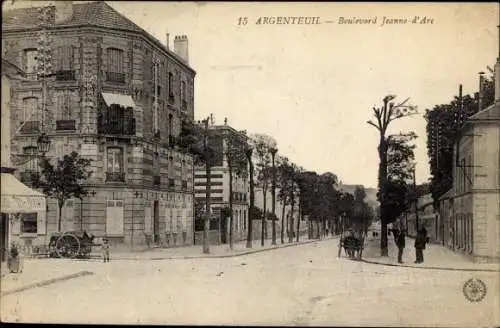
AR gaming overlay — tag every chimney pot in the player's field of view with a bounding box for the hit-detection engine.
[173,34,189,64]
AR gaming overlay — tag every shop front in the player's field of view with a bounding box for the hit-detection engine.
[1,172,46,273]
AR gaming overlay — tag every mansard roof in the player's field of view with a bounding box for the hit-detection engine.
[2,1,195,74]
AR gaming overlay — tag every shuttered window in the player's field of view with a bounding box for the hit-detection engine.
[56,45,74,71]
[144,205,152,234]
[107,48,124,73]
[106,200,124,236]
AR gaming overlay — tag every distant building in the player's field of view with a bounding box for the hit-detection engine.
[193,122,250,245]
[406,193,439,241]
[3,1,196,248]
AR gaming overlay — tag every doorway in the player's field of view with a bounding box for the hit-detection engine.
[153,200,159,244]
[0,213,8,263]
[220,211,227,244]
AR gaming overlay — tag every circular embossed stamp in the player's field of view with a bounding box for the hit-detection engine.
[463,278,487,302]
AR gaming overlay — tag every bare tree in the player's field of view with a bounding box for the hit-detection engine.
[367,95,418,256]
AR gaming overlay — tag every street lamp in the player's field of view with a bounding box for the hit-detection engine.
[37,133,51,155]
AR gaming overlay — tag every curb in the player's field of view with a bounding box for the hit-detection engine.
[1,270,95,296]
[360,258,500,273]
[117,239,323,261]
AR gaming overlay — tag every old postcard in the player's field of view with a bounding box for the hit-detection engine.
[1,1,499,326]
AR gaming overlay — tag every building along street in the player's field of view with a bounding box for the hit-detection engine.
[1,238,498,326]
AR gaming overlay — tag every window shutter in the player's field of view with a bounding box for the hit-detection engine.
[144,204,152,234]
[37,210,47,235]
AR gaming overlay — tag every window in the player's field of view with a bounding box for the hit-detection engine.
[181,81,187,110]
[55,45,75,80]
[168,114,174,144]
[21,213,37,234]
[168,72,173,96]
[56,92,71,120]
[24,49,38,79]
[106,48,125,83]
[107,147,123,173]
[106,147,125,182]
[467,154,473,191]
[461,158,466,193]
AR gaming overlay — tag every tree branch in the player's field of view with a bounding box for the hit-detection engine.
[367,120,381,131]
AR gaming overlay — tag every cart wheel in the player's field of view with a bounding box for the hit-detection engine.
[55,233,81,258]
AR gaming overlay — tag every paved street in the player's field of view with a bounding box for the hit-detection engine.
[1,239,499,326]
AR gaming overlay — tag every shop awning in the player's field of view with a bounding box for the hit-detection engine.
[1,173,46,213]
[101,92,135,108]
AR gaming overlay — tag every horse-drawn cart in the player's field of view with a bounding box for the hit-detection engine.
[46,230,97,259]
[338,229,365,260]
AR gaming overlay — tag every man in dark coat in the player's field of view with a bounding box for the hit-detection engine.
[395,229,406,264]
[414,228,428,263]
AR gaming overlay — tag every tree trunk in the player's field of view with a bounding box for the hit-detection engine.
[378,136,389,256]
[288,198,294,243]
[203,121,211,254]
[261,185,267,246]
[295,208,300,242]
[228,162,234,250]
[246,150,255,249]
[271,155,277,245]
[58,200,64,232]
[280,201,286,244]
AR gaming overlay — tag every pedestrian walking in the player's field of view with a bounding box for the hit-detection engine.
[102,238,110,263]
[395,229,406,264]
[414,228,427,263]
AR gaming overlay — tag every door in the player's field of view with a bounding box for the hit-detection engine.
[0,214,8,263]
[220,211,227,244]
[153,200,159,244]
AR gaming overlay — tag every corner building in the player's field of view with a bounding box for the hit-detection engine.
[3,2,196,248]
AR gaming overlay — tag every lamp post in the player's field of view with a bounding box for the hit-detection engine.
[270,147,277,245]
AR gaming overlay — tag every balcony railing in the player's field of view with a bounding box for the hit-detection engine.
[106,172,125,182]
[55,70,76,81]
[20,121,40,134]
[153,175,161,186]
[98,118,136,136]
[106,71,125,84]
[56,120,76,131]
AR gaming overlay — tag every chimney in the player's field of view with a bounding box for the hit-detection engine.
[478,72,485,111]
[55,1,73,24]
[166,32,170,50]
[174,35,189,64]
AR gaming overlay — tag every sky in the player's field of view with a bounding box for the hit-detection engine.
[4,1,499,188]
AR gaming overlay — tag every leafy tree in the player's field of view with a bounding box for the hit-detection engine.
[367,95,418,256]
[178,117,217,254]
[223,128,248,250]
[251,133,277,246]
[277,156,296,243]
[384,132,417,225]
[34,151,92,232]
[245,146,255,248]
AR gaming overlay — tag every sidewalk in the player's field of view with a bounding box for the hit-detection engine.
[90,236,329,260]
[361,236,500,272]
[1,259,93,296]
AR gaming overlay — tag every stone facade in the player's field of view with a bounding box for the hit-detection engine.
[451,106,500,262]
[3,2,196,248]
